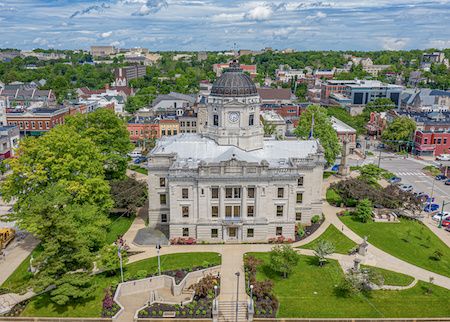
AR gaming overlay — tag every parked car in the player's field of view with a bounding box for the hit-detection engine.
[441,218,450,227]
[446,225,450,232]
[424,204,439,212]
[332,164,339,171]
[356,142,361,148]
[419,195,429,203]
[436,154,450,161]
[388,177,402,184]
[134,156,147,164]
[128,150,142,158]
[378,143,385,148]
[432,212,450,222]
[445,179,450,185]
[435,174,447,180]
[414,191,425,196]
[399,184,413,192]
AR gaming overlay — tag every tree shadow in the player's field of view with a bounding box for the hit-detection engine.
[304,256,320,267]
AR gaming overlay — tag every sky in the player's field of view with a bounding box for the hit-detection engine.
[0,0,449,51]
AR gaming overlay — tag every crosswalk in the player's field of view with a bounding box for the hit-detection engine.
[393,171,427,176]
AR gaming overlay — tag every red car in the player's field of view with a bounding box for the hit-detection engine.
[442,218,450,227]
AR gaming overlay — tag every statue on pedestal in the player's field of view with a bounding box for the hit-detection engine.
[338,136,351,176]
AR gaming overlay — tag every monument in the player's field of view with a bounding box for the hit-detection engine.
[338,137,351,176]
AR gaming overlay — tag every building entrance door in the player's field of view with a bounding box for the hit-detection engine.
[228,227,237,238]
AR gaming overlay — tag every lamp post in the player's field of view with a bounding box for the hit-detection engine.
[250,285,253,310]
[156,242,161,275]
[429,175,436,218]
[214,285,218,310]
[235,272,240,322]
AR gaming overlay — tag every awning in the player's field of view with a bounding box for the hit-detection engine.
[416,146,435,151]
[0,150,11,161]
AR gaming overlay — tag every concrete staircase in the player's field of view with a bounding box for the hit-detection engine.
[218,300,247,322]
[0,296,11,315]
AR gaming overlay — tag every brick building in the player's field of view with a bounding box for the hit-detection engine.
[6,108,69,136]
[413,130,450,157]
[127,117,159,143]
[159,119,179,137]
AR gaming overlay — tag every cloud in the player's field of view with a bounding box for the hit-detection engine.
[32,37,48,46]
[305,11,327,21]
[272,27,294,39]
[427,39,450,49]
[181,36,194,45]
[379,37,409,50]
[210,13,245,22]
[131,0,168,16]
[110,40,125,47]
[102,31,113,38]
[244,5,274,21]
[70,3,109,19]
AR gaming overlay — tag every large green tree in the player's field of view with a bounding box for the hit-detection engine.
[269,244,300,278]
[363,98,395,114]
[381,117,416,143]
[294,104,341,165]
[65,108,134,180]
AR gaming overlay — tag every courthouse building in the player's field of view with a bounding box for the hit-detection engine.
[147,59,326,243]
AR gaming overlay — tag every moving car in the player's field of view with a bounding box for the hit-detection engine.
[134,156,147,164]
[399,184,413,192]
[332,164,339,171]
[445,179,450,186]
[435,174,447,180]
[388,177,402,184]
[424,204,439,212]
[436,154,450,161]
[432,212,450,222]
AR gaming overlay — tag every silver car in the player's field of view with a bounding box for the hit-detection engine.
[399,184,413,192]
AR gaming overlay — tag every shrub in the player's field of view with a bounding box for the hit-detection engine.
[311,215,320,223]
[348,246,359,255]
[256,311,261,315]
[195,310,200,315]
[201,261,210,268]
[202,310,207,314]
[182,311,186,316]
[139,310,145,315]
[152,311,157,315]
[194,274,218,297]
[143,311,148,315]
[158,311,163,316]
[189,310,193,315]
[262,309,266,314]
[269,310,273,314]
[135,270,148,279]
[176,311,180,316]
[22,272,34,280]
[123,272,131,281]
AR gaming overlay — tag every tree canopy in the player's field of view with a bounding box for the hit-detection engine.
[382,117,416,143]
[269,244,300,278]
[294,104,341,165]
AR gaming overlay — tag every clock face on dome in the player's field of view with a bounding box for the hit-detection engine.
[229,112,239,123]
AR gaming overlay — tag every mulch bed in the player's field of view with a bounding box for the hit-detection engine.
[1,300,29,317]
[253,295,279,318]
[295,220,324,242]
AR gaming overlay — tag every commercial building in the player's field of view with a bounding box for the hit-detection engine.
[90,46,116,57]
[115,66,147,86]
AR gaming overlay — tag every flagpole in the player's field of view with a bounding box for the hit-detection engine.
[119,246,124,283]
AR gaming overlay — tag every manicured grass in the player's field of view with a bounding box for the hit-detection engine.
[249,253,450,318]
[1,245,43,293]
[129,165,148,175]
[21,252,221,317]
[326,189,342,205]
[106,213,136,244]
[340,216,450,278]
[323,171,337,179]
[361,265,415,286]
[381,172,396,180]
[298,224,357,254]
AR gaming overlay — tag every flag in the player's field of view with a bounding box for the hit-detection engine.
[118,247,122,260]
[308,114,315,139]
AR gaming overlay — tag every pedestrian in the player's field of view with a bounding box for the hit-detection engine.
[342,225,344,231]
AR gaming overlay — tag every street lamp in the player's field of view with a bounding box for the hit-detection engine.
[214,285,218,310]
[250,285,253,310]
[235,272,240,322]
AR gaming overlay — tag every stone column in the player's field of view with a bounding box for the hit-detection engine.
[353,258,361,271]
[338,137,351,176]
[358,241,368,256]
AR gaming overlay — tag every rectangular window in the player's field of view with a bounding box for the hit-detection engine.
[181,122,185,127]
[19,122,23,129]
[276,227,282,236]
[278,188,284,198]
[438,138,442,145]
[173,130,177,135]
[424,138,428,144]
[249,114,254,126]
[247,205,254,217]
[248,187,254,198]
[445,138,447,145]
[38,121,42,129]
[213,115,219,126]
[168,129,172,136]
[162,130,166,136]
[225,206,232,217]
[32,121,35,129]
[212,188,219,199]
[298,177,304,186]
[226,188,233,198]
[182,206,189,217]
[211,229,218,238]
[161,214,167,223]
[183,228,189,237]
[434,138,436,144]
[276,205,283,217]
[192,122,196,127]
[160,194,166,205]
[25,121,29,129]
[247,228,254,238]
[296,212,302,221]
[234,206,240,217]
[45,121,49,128]
[135,130,138,136]
[297,193,303,204]
[160,178,166,187]
[234,188,241,199]
[212,206,219,217]
[186,122,190,127]
[182,188,188,199]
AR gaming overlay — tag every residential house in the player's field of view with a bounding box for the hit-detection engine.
[0,88,56,108]
[275,65,305,84]
[152,92,197,115]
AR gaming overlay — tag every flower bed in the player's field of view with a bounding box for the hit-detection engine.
[137,276,220,319]
[1,300,29,317]
[295,221,323,242]
[101,287,121,318]
[244,255,278,318]
[170,237,196,245]
[268,236,294,244]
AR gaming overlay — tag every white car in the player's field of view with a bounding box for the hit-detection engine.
[432,212,450,222]
[436,154,450,161]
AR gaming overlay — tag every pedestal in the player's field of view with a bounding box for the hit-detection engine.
[358,242,368,256]
[353,258,361,271]
[248,299,254,322]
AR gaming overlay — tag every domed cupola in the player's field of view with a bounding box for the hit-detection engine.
[211,58,258,97]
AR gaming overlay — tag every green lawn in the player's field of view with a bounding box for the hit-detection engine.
[106,213,136,244]
[249,253,450,318]
[1,245,43,293]
[298,224,357,254]
[323,171,337,179]
[361,265,415,286]
[326,189,342,204]
[340,216,450,278]
[129,165,148,175]
[21,252,221,317]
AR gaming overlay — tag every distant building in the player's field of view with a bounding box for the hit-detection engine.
[115,66,147,86]
[0,88,56,108]
[152,92,197,114]
[275,65,305,84]
[257,88,292,105]
[313,69,334,79]
[158,119,179,137]
[0,126,19,160]
[260,110,287,138]
[260,103,306,120]
[90,46,116,57]
[197,52,207,61]
[331,116,357,153]
[307,89,321,104]
[213,63,257,77]
[127,116,159,143]
[6,107,69,136]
